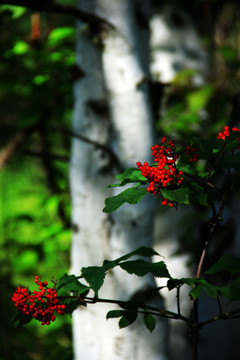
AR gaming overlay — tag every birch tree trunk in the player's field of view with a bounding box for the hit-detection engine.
[70,1,168,359]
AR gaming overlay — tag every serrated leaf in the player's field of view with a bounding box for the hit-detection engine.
[160,187,191,204]
[81,266,106,295]
[144,313,156,332]
[117,246,161,262]
[56,273,90,294]
[194,189,209,206]
[118,311,138,329]
[167,277,197,290]
[228,277,240,302]
[205,255,240,275]
[185,180,209,207]
[199,279,219,298]
[12,312,32,328]
[182,278,196,286]
[102,246,161,272]
[189,284,203,300]
[106,310,124,319]
[120,259,171,278]
[115,168,148,184]
[103,187,147,213]
[167,278,184,290]
[63,298,86,314]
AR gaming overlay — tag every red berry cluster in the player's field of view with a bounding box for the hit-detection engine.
[136,137,187,206]
[12,276,65,325]
[217,126,240,140]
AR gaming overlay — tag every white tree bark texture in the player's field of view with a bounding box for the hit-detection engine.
[70,1,168,360]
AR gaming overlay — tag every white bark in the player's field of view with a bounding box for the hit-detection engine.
[70,1,168,360]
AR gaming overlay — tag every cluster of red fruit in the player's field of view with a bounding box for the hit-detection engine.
[217,126,240,140]
[12,276,65,325]
[136,137,198,206]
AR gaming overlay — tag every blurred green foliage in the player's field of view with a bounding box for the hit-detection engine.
[0,3,76,359]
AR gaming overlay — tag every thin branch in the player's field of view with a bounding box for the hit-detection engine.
[196,182,230,279]
[205,143,226,182]
[0,0,114,29]
[0,132,25,170]
[86,296,190,322]
[217,296,223,316]
[176,285,181,317]
[199,308,240,327]
[60,294,190,322]
[196,225,216,278]
[54,127,123,171]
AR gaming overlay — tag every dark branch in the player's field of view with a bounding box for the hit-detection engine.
[0,0,114,29]
[54,127,123,171]
[0,125,37,170]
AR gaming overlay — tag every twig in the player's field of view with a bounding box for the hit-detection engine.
[0,132,25,170]
[59,294,190,322]
[176,285,181,317]
[217,296,223,316]
[199,308,240,327]
[205,143,226,182]
[54,127,123,171]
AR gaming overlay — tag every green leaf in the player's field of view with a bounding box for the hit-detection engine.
[189,284,203,300]
[144,313,156,332]
[56,273,90,294]
[167,278,184,290]
[120,260,171,278]
[116,246,160,262]
[12,250,38,272]
[229,277,240,302]
[81,266,106,296]
[115,168,148,185]
[167,277,196,290]
[160,187,191,204]
[198,279,219,298]
[12,312,32,328]
[48,27,76,46]
[103,187,147,213]
[12,41,29,55]
[107,309,138,328]
[1,5,26,18]
[102,246,161,271]
[118,311,138,329]
[106,310,124,319]
[187,85,214,112]
[63,298,86,314]
[185,179,209,207]
[205,255,240,275]
[182,278,196,286]
[33,74,50,86]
